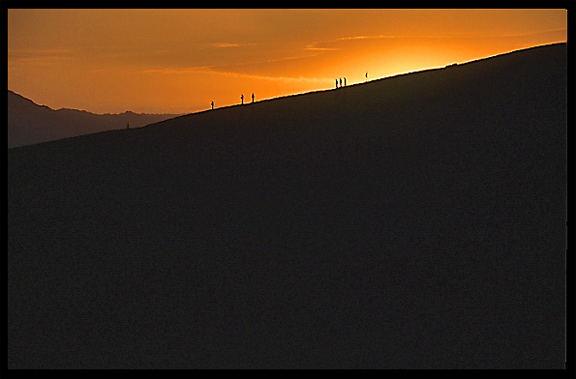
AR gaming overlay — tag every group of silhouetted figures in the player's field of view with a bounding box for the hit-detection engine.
[210,93,255,110]
[335,77,347,88]
[210,72,370,110]
[335,73,368,88]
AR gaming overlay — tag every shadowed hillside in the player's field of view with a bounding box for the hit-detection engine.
[7,91,182,148]
[7,43,567,369]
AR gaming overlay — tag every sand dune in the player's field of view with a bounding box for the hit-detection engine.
[7,43,567,369]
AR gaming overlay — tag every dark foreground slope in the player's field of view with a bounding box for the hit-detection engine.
[8,44,567,369]
[7,91,181,148]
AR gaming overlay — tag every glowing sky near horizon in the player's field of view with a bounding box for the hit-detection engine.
[8,9,567,114]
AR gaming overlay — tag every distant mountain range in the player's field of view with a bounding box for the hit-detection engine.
[7,90,182,148]
[8,43,567,369]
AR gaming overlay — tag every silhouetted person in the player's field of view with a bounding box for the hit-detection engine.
[251,93,255,103]
[343,77,347,86]
[335,79,338,88]
[241,94,244,105]
[211,101,214,110]
[365,72,368,80]
[339,78,342,87]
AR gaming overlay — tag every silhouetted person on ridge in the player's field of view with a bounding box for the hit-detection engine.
[211,101,214,110]
[343,77,347,86]
[241,94,244,105]
[339,78,342,87]
[365,72,368,80]
[335,79,338,88]
[251,93,255,103]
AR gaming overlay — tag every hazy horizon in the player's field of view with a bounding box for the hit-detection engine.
[7,89,183,116]
[8,9,567,114]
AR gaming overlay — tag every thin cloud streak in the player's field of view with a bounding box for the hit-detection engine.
[498,28,567,38]
[307,28,568,49]
[8,48,75,64]
[139,50,322,75]
[304,44,339,51]
[208,42,259,48]
[141,66,331,85]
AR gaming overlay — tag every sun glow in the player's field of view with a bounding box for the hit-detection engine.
[8,9,567,114]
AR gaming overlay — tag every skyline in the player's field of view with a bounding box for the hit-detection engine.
[8,9,567,114]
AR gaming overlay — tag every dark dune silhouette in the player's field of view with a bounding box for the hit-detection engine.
[7,43,567,369]
[7,90,182,148]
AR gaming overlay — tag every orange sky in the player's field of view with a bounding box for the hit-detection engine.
[8,9,567,114]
